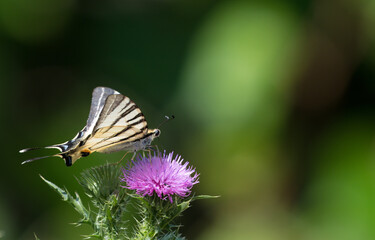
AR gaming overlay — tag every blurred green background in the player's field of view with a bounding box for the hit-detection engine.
[1,0,375,239]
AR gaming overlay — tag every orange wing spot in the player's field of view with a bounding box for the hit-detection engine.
[81,149,91,157]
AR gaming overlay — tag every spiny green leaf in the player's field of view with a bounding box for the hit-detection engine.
[40,175,93,227]
[40,175,69,201]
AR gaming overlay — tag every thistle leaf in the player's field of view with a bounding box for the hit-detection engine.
[40,175,93,226]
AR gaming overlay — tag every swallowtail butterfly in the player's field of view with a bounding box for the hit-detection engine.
[20,87,161,166]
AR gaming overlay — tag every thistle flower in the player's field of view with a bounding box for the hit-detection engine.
[121,151,199,202]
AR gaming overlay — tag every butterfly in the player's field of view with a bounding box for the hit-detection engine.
[20,87,161,166]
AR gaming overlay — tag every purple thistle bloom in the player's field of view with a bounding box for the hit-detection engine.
[121,151,199,203]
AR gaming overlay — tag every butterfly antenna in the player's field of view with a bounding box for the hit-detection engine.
[21,154,61,165]
[157,115,175,129]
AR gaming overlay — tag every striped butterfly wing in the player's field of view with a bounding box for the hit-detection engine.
[82,93,148,153]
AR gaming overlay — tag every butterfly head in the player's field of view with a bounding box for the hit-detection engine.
[145,128,161,143]
[153,129,161,138]
[144,129,160,144]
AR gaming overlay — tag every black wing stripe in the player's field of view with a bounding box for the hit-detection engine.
[119,127,152,142]
[112,103,137,126]
[101,98,132,133]
[120,98,132,113]
[118,128,146,142]
[111,118,145,138]
[88,118,147,148]
[104,104,138,132]
[110,95,126,115]
[102,95,126,122]
[93,95,123,131]
[127,112,144,123]
[90,126,147,151]
[122,104,138,118]
[108,117,146,140]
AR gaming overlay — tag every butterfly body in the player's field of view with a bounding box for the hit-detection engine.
[20,87,161,166]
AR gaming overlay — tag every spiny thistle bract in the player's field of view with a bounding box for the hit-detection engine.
[40,151,217,240]
[78,164,130,239]
[78,163,126,207]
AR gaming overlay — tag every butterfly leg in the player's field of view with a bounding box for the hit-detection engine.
[146,145,159,154]
[131,151,137,160]
[146,149,152,162]
[113,151,131,165]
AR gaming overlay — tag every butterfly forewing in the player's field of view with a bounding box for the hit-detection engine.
[94,94,146,131]
[81,93,148,152]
